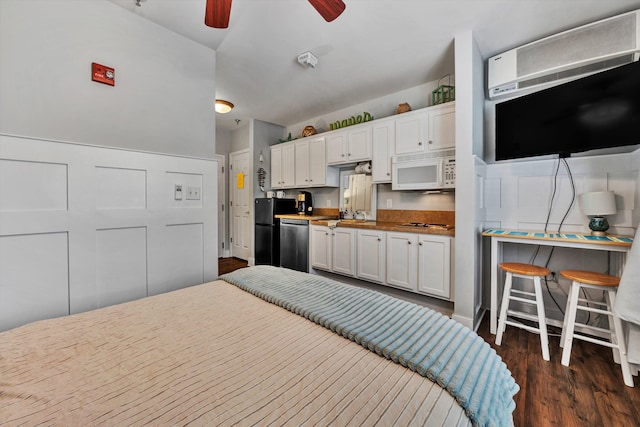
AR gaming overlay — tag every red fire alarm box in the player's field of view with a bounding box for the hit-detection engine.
[92,62,115,86]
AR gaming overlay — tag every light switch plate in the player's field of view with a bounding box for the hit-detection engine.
[186,186,201,200]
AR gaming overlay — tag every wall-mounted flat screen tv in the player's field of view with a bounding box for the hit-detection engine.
[495,60,640,161]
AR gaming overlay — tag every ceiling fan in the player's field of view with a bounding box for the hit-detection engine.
[205,0,346,29]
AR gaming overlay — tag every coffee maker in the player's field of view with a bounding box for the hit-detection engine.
[297,191,313,215]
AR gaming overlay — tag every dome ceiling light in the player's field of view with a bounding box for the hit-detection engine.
[215,99,234,114]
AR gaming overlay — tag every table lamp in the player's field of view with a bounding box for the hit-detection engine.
[579,191,617,236]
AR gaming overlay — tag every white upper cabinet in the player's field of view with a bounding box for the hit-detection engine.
[394,103,456,155]
[372,118,395,183]
[326,125,372,165]
[271,142,295,188]
[427,102,455,151]
[326,132,347,164]
[308,137,332,186]
[271,145,283,188]
[347,126,372,162]
[294,139,310,187]
[277,137,337,189]
[395,110,427,155]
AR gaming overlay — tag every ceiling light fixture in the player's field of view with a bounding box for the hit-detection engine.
[215,99,234,114]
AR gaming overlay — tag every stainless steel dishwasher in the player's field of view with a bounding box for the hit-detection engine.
[279,218,309,272]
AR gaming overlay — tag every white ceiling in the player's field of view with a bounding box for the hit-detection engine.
[108,0,640,131]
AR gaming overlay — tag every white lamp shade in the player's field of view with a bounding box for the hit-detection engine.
[579,191,617,216]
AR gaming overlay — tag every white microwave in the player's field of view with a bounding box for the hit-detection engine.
[391,150,455,191]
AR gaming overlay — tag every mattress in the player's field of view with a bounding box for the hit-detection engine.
[0,277,473,426]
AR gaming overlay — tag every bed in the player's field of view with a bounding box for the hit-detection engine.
[0,266,518,426]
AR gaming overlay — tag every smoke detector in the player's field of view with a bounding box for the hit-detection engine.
[297,51,318,68]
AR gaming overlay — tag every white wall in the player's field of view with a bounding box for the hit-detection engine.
[230,125,251,153]
[0,0,216,158]
[253,119,285,199]
[376,185,455,210]
[482,150,639,323]
[452,31,486,329]
[0,135,218,331]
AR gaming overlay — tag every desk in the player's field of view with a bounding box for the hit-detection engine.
[483,229,633,335]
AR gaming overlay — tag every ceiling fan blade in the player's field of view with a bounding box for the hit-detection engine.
[308,0,346,22]
[205,0,232,29]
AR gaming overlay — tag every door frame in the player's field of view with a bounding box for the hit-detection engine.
[214,154,228,258]
[228,149,252,263]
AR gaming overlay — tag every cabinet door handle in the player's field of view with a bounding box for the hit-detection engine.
[418,141,423,146]
[386,173,390,176]
[428,140,433,144]
[419,242,423,246]
[326,232,329,235]
[341,154,345,157]
[408,241,412,245]
[377,238,381,241]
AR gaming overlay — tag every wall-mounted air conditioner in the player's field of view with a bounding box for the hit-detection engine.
[488,9,640,99]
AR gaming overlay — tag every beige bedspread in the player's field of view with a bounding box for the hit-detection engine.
[0,279,471,426]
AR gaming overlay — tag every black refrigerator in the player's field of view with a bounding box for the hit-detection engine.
[254,198,297,266]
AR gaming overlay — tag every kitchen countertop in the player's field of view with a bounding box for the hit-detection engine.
[275,214,337,221]
[309,219,456,237]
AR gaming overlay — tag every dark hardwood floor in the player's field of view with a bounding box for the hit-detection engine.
[218,258,639,426]
[477,320,640,427]
[218,256,248,275]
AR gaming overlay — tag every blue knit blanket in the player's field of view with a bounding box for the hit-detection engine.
[221,266,518,427]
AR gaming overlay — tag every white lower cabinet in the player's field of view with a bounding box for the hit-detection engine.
[357,229,386,284]
[386,232,418,291]
[310,225,332,271]
[310,225,356,276]
[417,235,452,299]
[311,226,453,300]
[332,227,357,277]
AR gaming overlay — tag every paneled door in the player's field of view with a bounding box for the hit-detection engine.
[229,149,251,261]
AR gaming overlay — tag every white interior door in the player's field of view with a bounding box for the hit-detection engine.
[229,150,251,261]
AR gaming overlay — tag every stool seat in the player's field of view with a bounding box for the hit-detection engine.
[500,262,551,277]
[496,262,550,361]
[560,270,620,287]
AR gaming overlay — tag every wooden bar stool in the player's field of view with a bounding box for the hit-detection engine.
[559,270,634,387]
[496,262,551,361]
